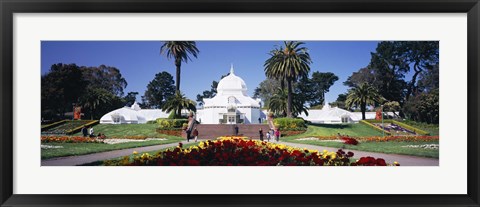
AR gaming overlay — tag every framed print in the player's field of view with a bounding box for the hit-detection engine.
[1,0,479,206]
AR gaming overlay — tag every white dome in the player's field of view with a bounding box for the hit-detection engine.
[216,65,247,96]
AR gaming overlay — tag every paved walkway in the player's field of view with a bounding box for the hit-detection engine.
[41,141,189,166]
[42,140,439,166]
[278,141,439,166]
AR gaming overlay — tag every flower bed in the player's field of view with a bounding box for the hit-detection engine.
[104,137,397,166]
[305,135,439,143]
[156,129,182,137]
[340,137,359,145]
[41,136,104,143]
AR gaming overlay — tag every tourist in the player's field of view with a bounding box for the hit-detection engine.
[259,128,263,141]
[266,131,271,142]
[258,117,261,124]
[270,129,275,141]
[192,127,199,142]
[275,129,280,142]
[89,127,94,138]
[81,126,88,137]
[234,125,239,136]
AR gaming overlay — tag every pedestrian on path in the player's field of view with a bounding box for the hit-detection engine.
[234,125,239,136]
[259,128,264,141]
[275,129,280,142]
[192,127,199,142]
[89,127,94,138]
[266,131,271,142]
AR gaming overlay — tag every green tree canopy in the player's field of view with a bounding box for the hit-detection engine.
[142,71,176,109]
[346,83,384,120]
[161,91,197,118]
[264,41,312,118]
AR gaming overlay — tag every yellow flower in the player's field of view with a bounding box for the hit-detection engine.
[133,151,138,155]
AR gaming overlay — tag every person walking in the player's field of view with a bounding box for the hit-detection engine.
[266,131,271,142]
[192,127,199,142]
[259,128,264,141]
[275,129,280,142]
[234,125,239,136]
[258,117,261,124]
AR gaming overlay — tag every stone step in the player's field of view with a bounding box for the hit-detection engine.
[182,124,273,140]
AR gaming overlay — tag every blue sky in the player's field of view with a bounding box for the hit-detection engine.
[41,41,379,104]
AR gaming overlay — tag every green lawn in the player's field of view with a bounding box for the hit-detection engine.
[400,120,439,136]
[285,123,383,138]
[73,123,164,138]
[42,136,184,160]
[283,139,439,158]
[80,142,199,166]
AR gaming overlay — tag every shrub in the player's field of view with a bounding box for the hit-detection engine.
[156,118,189,129]
[273,118,306,131]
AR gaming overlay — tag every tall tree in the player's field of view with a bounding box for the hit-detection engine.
[123,92,139,106]
[81,65,128,96]
[345,83,384,120]
[41,63,87,120]
[310,72,339,105]
[142,71,176,109]
[78,88,114,120]
[264,41,312,118]
[268,88,308,117]
[161,91,197,118]
[160,41,199,92]
[253,78,282,108]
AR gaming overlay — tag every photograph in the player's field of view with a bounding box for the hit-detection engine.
[40,40,439,167]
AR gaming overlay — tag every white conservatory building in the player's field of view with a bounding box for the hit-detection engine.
[298,101,361,124]
[196,66,262,124]
[100,102,171,124]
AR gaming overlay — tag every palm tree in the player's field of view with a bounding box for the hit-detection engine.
[161,91,197,118]
[345,83,384,120]
[79,88,112,119]
[160,41,199,92]
[269,88,308,117]
[264,41,312,118]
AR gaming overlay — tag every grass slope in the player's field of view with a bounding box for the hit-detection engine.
[285,123,383,138]
[73,124,164,138]
[42,137,183,160]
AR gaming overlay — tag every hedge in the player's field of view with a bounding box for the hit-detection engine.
[359,120,392,136]
[156,118,189,129]
[391,120,430,135]
[273,118,306,131]
[41,120,67,131]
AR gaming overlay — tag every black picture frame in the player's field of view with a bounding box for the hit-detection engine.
[1,0,479,206]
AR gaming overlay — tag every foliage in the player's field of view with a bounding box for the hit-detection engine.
[273,118,307,131]
[264,41,312,118]
[253,78,282,107]
[403,89,439,124]
[161,91,197,118]
[41,63,88,120]
[123,92,139,107]
[141,71,176,109]
[41,136,103,143]
[81,65,128,97]
[309,72,339,106]
[383,101,400,117]
[268,88,308,117]
[105,137,395,166]
[156,118,189,129]
[346,83,384,120]
[160,41,199,91]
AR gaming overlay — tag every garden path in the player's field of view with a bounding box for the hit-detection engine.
[277,141,439,166]
[41,141,190,166]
